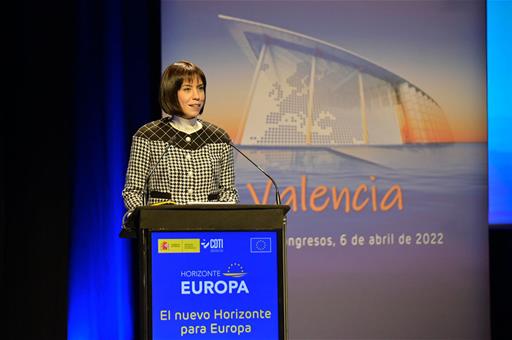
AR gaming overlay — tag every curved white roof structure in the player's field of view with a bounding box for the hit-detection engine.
[220,14,452,145]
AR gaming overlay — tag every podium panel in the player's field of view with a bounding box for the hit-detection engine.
[124,204,289,340]
[151,230,280,339]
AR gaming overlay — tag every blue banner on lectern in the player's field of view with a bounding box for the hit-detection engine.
[151,231,280,339]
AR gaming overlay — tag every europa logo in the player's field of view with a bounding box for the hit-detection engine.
[181,262,249,295]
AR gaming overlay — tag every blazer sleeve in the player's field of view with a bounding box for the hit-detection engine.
[122,136,150,210]
[218,143,240,203]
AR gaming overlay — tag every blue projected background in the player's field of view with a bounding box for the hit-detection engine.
[488,0,512,225]
[151,231,280,339]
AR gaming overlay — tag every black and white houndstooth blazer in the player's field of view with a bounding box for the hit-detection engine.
[122,117,239,210]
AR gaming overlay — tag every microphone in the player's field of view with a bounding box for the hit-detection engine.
[227,141,281,205]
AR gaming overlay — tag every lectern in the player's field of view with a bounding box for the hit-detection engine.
[122,204,290,340]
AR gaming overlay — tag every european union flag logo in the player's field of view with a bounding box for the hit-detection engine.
[250,237,272,253]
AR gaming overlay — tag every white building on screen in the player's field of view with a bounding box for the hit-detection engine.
[219,15,452,145]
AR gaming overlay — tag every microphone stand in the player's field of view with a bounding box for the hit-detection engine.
[228,141,281,205]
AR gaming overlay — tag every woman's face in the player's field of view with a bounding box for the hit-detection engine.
[177,76,205,119]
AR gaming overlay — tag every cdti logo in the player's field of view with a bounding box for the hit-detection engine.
[201,238,224,253]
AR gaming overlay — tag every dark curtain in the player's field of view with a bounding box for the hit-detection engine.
[489,227,512,339]
[7,1,75,338]
[6,0,160,338]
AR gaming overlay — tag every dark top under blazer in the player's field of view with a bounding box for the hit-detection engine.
[122,117,239,210]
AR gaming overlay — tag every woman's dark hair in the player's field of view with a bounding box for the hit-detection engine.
[159,60,207,116]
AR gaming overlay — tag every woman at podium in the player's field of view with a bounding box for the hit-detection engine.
[122,61,239,210]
